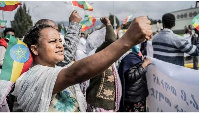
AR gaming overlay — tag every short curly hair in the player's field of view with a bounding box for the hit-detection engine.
[162,13,175,29]
[3,28,15,37]
[23,24,54,56]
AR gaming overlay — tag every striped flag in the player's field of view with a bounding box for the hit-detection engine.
[72,1,93,11]
[0,1,21,11]
[0,20,7,28]
[191,14,199,31]
[0,34,33,82]
[80,15,96,32]
[123,15,132,23]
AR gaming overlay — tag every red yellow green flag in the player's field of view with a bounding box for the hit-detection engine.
[123,15,132,23]
[191,14,199,31]
[0,1,21,11]
[72,1,93,11]
[0,35,33,82]
[80,15,96,32]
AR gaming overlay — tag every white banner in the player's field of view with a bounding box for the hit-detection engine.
[146,57,199,112]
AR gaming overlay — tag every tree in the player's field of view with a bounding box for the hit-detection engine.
[109,14,120,29]
[11,3,33,39]
[148,17,162,25]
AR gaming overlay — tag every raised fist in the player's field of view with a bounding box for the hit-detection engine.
[100,17,111,26]
[124,16,152,45]
[69,10,82,23]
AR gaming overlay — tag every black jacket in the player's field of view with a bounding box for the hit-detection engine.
[118,52,149,111]
[124,63,149,104]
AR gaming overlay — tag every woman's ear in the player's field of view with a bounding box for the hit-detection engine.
[30,45,38,56]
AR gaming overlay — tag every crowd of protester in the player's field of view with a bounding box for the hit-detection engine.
[0,10,199,112]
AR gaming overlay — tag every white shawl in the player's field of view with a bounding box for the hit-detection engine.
[12,65,62,112]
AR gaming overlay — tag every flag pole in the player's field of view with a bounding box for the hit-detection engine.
[71,1,75,10]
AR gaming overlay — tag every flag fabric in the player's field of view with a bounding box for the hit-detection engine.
[123,15,132,23]
[61,28,66,36]
[80,15,96,32]
[0,1,21,11]
[0,20,7,28]
[72,1,93,11]
[60,24,67,36]
[122,29,127,32]
[0,35,33,82]
[191,14,199,31]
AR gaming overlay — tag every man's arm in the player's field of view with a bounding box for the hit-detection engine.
[176,37,199,56]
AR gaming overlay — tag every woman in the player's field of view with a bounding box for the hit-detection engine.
[118,46,151,112]
[12,16,152,112]
[86,17,121,112]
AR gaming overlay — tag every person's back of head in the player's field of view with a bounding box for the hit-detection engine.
[3,28,15,37]
[35,19,58,31]
[162,13,175,29]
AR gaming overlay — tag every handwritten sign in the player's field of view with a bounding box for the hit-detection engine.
[146,57,199,112]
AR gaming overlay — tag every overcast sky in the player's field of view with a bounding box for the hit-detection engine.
[1,1,197,27]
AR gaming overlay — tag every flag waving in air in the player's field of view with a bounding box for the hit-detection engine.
[0,34,33,82]
[0,1,21,11]
[80,15,96,32]
[123,15,132,23]
[72,1,93,11]
[191,14,199,31]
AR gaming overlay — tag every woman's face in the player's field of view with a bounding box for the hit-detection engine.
[36,27,64,66]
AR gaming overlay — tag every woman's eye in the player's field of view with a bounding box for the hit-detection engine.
[49,40,56,43]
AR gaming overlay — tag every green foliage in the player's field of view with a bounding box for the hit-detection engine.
[109,14,120,28]
[148,17,162,25]
[11,3,33,39]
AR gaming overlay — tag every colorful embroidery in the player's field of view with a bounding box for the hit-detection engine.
[96,66,115,100]
[103,89,113,96]
[49,87,80,112]
[107,75,114,82]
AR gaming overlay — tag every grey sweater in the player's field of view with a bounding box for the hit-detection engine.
[56,22,82,67]
[152,28,199,66]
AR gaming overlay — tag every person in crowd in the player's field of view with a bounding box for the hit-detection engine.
[35,10,82,67]
[152,13,199,66]
[115,20,128,39]
[118,46,151,112]
[183,28,192,60]
[75,32,87,61]
[11,16,152,112]
[140,40,147,56]
[0,28,15,69]
[0,28,15,111]
[183,28,192,44]
[34,11,88,111]
[191,28,199,69]
[86,17,121,112]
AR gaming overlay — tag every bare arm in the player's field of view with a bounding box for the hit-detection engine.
[53,16,152,94]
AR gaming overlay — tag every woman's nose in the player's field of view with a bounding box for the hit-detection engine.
[56,41,63,48]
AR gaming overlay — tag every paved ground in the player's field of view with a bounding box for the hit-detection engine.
[184,56,199,69]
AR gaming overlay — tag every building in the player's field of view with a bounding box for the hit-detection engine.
[152,2,199,34]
